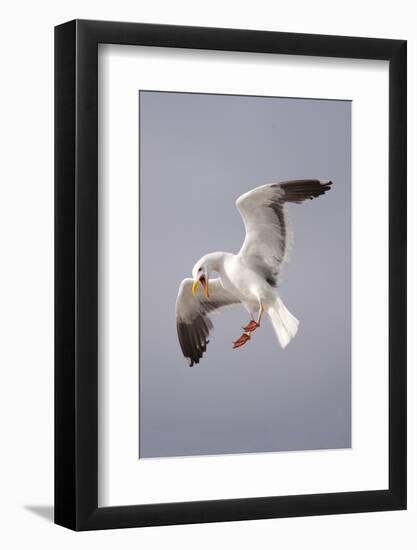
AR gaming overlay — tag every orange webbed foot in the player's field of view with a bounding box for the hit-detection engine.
[242,320,260,332]
[232,332,251,349]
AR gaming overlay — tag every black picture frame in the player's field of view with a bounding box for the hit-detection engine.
[55,19,407,531]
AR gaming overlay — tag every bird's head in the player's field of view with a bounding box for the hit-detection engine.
[191,256,210,299]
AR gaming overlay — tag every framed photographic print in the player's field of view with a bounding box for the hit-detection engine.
[55,20,406,530]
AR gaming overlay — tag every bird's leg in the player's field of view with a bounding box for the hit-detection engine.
[233,303,264,349]
[242,303,264,332]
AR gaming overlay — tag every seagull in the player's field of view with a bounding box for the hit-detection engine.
[175,179,333,366]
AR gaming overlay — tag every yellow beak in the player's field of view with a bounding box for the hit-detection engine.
[191,279,199,295]
[192,276,209,299]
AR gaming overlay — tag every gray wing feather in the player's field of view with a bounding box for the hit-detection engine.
[175,278,240,366]
[236,179,333,286]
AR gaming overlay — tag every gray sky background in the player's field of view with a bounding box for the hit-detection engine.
[139,91,351,458]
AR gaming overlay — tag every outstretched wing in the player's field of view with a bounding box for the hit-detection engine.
[176,278,240,366]
[236,179,333,286]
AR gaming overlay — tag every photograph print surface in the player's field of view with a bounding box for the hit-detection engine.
[139,91,351,459]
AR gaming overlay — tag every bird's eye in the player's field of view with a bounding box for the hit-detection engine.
[198,267,202,272]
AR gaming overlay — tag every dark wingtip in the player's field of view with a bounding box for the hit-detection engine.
[318,181,333,198]
[279,179,334,204]
[318,180,333,192]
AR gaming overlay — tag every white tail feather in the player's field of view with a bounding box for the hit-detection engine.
[267,297,299,348]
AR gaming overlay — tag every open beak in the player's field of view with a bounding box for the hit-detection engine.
[192,276,210,299]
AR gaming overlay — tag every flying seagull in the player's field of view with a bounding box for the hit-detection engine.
[175,179,333,366]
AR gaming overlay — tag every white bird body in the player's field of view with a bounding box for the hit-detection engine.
[212,253,275,313]
[175,180,332,366]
